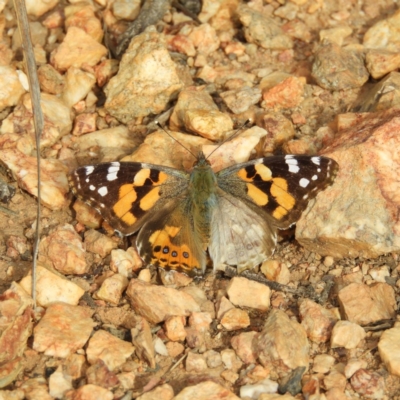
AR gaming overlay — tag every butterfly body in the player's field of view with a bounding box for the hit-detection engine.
[69,153,338,276]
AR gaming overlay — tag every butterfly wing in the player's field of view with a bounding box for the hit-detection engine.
[211,155,338,272]
[209,189,277,274]
[137,199,206,276]
[68,161,190,235]
[216,155,338,230]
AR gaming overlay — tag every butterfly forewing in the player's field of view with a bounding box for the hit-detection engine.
[217,155,338,230]
[68,161,189,235]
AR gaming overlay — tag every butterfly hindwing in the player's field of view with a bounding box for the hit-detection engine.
[209,188,277,274]
[68,161,189,235]
[137,199,206,276]
[217,155,338,230]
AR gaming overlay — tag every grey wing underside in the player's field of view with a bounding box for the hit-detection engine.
[209,189,277,274]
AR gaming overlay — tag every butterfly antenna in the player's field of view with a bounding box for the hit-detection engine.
[155,121,197,159]
[206,119,252,160]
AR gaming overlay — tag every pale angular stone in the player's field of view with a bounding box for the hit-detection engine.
[72,112,97,136]
[169,87,233,141]
[131,316,156,368]
[231,331,258,364]
[337,283,396,325]
[204,350,222,368]
[73,125,137,163]
[1,92,71,150]
[20,378,52,400]
[312,43,368,90]
[299,299,338,343]
[164,316,187,342]
[220,86,261,114]
[364,9,400,52]
[73,200,103,230]
[33,303,95,357]
[173,381,240,399]
[258,394,296,400]
[65,354,86,380]
[344,358,368,379]
[221,349,243,371]
[0,149,69,210]
[126,279,200,324]
[105,29,183,123]
[221,308,250,331]
[217,296,235,319]
[319,26,352,46]
[255,112,296,154]
[366,50,400,79]
[20,266,85,307]
[124,129,209,170]
[331,321,366,349]
[62,67,96,108]
[25,0,59,17]
[369,265,390,283]
[86,360,119,388]
[238,6,293,50]
[112,0,141,21]
[256,310,309,375]
[38,224,87,275]
[323,370,347,391]
[38,64,65,94]
[96,274,128,305]
[188,312,212,332]
[203,127,268,173]
[262,76,306,109]
[166,341,185,358]
[84,230,118,258]
[116,371,136,390]
[48,366,73,399]
[110,248,142,277]
[51,27,107,71]
[261,259,291,285]
[188,23,220,55]
[297,108,400,259]
[136,384,174,400]
[378,324,400,377]
[65,4,103,42]
[186,352,207,373]
[86,330,134,371]
[154,337,169,356]
[227,277,270,311]
[0,283,33,386]
[66,384,113,400]
[350,369,385,399]
[159,269,193,288]
[240,379,279,399]
[313,354,335,374]
[0,66,26,112]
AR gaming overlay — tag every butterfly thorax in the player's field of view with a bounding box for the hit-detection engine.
[189,155,218,248]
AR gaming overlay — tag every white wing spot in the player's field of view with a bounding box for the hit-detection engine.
[299,178,310,188]
[85,166,95,175]
[303,194,309,199]
[311,157,321,165]
[288,164,300,173]
[107,163,120,181]
[89,185,96,191]
[311,174,318,181]
[98,186,108,196]
[85,178,89,183]
[317,168,321,173]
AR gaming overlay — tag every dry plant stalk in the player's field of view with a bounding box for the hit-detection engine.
[13,0,43,308]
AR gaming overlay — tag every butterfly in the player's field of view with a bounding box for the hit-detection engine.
[68,152,338,276]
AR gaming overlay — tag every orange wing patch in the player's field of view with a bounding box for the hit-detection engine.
[148,226,201,274]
